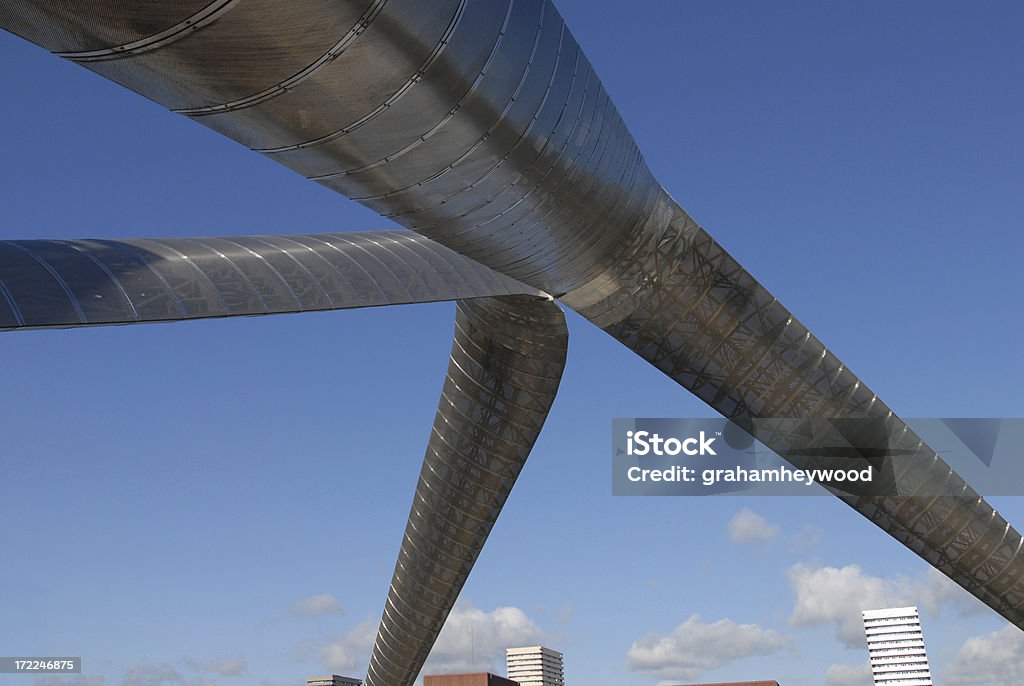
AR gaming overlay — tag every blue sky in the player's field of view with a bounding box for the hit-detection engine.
[1,2,1022,686]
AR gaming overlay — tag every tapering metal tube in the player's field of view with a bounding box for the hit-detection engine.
[366,295,568,686]
[3,0,1023,657]
[0,0,659,297]
[0,231,540,330]
[564,191,1024,626]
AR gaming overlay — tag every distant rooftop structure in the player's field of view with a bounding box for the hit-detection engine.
[862,606,932,686]
[506,647,563,686]
[424,672,519,686]
[306,675,362,686]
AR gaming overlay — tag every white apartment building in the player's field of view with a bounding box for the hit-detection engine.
[506,646,564,686]
[862,606,932,686]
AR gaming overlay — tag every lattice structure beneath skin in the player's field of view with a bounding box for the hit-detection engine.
[564,193,1024,626]
[0,231,540,330]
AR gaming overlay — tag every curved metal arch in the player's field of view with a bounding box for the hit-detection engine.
[562,190,1024,627]
[2,0,1023,677]
[55,0,241,62]
[1,0,659,295]
[0,230,541,331]
[366,295,568,686]
[174,0,393,116]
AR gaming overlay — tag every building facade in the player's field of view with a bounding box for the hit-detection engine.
[424,673,519,686]
[862,606,933,686]
[307,676,362,686]
[505,647,564,686]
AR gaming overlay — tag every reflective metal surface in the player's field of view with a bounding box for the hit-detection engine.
[0,231,540,330]
[1,2,1022,683]
[2,0,660,296]
[562,191,1024,625]
[369,295,566,686]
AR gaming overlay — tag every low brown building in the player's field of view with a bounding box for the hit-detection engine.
[424,673,519,686]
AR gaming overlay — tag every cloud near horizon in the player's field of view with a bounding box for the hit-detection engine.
[201,659,246,678]
[945,623,1024,685]
[422,601,548,676]
[34,677,105,686]
[626,613,788,681]
[316,600,547,679]
[121,664,189,686]
[824,662,873,686]
[788,562,986,647]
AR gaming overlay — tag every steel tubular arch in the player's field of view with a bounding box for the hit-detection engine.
[0,231,541,330]
[366,295,567,686]
[562,192,1024,627]
[2,0,1024,679]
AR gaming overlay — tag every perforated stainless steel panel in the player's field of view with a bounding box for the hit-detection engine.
[2,1,1022,681]
[367,296,567,686]
[0,230,540,330]
[563,191,1024,627]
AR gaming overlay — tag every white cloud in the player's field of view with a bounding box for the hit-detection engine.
[423,601,547,675]
[35,677,104,686]
[117,657,250,686]
[825,662,873,686]
[788,563,891,646]
[202,659,246,678]
[728,508,781,544]
[320,619,378,672]
[121,664,183,686]
[293,594,344,617]
[626,613,788,681]
[945,623,1024,685]
[181,656,247,680]
[787,563,985,647]
[314,601,547,679]
[916,567,988,618]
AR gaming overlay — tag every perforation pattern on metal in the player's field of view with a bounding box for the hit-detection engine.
[367,295,567,686]
[1,2,1023,682]
[563,193,1024,626]
[0,230,540,330]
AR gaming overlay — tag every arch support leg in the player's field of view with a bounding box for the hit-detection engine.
[366,295,568,686]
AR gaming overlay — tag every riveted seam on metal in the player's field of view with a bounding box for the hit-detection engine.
[260,0,491,153]
[55,0,241,62]
[381,44,584,222]
[2,241,86,324]
[145,239,233,314]
[309,0,547,182]
[211,237,305,311]
[326,233,417,302]
[176,0,392,115]
[100,240,191,318]
[0,274,26,326]
[414,70,607,236]
[187,238,272,313]
[358,18,570,205]
[60,240,141,322]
